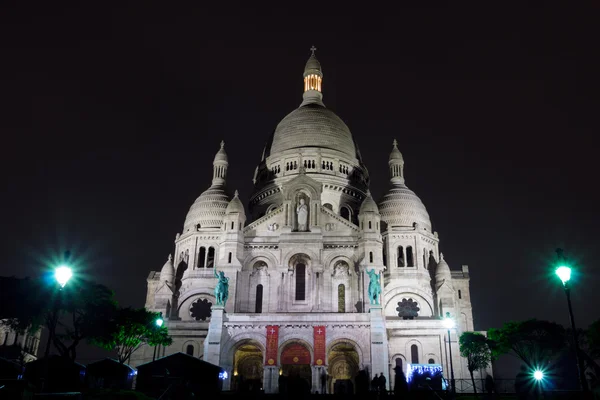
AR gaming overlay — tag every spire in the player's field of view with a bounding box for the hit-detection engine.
[302,46,324,106]
[234,190,239,197]
[212,141,228,186]
[388,139,405,184]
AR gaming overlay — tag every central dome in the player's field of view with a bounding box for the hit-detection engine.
[270,103,357,159]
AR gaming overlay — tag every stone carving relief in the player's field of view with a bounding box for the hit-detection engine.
[252,261,268,275]
[333,261,350,277]
[267,222,279,231]
[325,223,335,231]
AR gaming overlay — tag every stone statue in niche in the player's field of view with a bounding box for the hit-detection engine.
[333,261,350,277]
[296,198,309,231]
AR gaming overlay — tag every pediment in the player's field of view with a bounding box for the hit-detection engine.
[281,172,323,200]
[243,205,285,236]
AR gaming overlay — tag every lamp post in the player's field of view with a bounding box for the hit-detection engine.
[41,261,73,391]
[443,312,456,396]
[152,313,164,362]
[555,248,588,393]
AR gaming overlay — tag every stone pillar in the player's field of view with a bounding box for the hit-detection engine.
[203,305,225,366]
[263,366,279,393]
[311,365,319,393]
[222,365,233,390]
[369,306,390,391]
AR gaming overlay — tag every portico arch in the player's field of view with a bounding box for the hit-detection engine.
[278,340,313,394]
[327,340,359,394]
[231,339,265,392]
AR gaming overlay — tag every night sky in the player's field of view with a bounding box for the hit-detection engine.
[1,3,599,372]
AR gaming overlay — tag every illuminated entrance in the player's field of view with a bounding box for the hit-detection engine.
[328,341,359,394]
[280,343,312,394]
[233,342,263,392]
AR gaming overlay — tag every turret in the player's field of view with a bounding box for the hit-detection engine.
[301,46,324,106]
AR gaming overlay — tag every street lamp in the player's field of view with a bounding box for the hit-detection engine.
[533,370,544,382]
[554,248,588,393]
[42,260,73,391]
[443,312,456,396]
[152,313,164,361]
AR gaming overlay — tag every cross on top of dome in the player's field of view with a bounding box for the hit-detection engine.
[310,45,317,55]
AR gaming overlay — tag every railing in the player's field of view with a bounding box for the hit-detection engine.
[452,378,516,394]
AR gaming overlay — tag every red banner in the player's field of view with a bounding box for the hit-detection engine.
[281,343,311,365]
[265,325,279,366]
[314,326,326,366]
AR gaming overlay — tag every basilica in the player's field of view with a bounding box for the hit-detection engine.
[133,50,489,393]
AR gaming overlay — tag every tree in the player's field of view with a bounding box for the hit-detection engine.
[51,279,118,360]
[92,307,172,364]
[459,332,492,394]
[487,319,566,369]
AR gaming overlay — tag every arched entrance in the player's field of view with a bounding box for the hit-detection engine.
[233,341,263,392]
[280,342,312,395]
[328,341,359,394]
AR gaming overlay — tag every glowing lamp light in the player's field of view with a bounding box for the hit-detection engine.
[443,314,455,330]
[155,317,164,327]
[556,266,571,285]
[533,370,544,381]
[219,371,228,380]
[55,266,73,288]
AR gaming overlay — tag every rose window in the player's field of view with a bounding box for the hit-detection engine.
[190,298,212,321]
[396,298,420,319]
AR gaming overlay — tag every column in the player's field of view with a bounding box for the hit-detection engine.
[369,306,390,391]
[263,366,279,393]
[203,305,225,366]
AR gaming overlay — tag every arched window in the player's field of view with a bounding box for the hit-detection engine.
[369,252,373,263]
[397,246,404,267]
[406,246,414,267]
[207,247,215,268]
[198,247,206,268]
[411,345,419,364]
[458,290,462,299]
[228,252,232,264]
[338,284,345,313]
[323,203,333,211]
[231,221,234,230]
[423,249,427,269]
[340,206,351,221]
[395,358,403,370]
[186,345,194,356]
[255,284,263,313]
[295,264,306,301]
[428,358,435,364]
[368,221,372,229]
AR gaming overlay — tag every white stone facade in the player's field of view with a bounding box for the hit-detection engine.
[0,320,41,364]
[131,51,490,393]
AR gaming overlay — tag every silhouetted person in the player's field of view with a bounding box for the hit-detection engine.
[379,373,387,393]
[393,366,408,398]
[372,373,379,391]
[485,375,495,396]
[320,369,327,394]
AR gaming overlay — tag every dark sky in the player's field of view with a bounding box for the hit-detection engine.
[1,3,599,370]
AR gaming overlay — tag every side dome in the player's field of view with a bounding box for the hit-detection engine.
[270,103,357,159]
[183,186,229,231]
[182,142,230,232]
[359,192,379,214]
[378,184,432,231]
[225,190,245,216]
[160,254,175,283]
[435,253,452,286]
